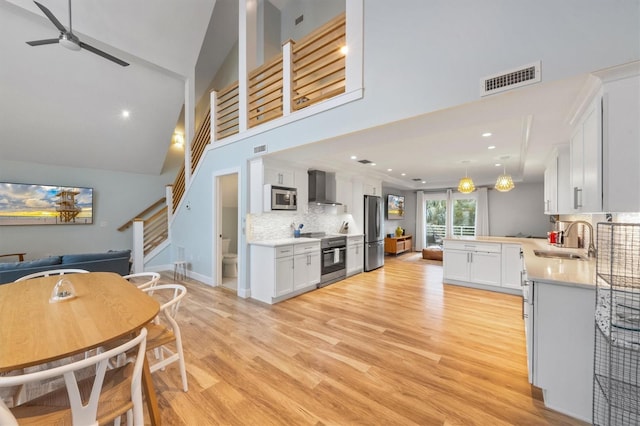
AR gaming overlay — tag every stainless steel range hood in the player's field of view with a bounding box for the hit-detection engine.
[308,170,342,205]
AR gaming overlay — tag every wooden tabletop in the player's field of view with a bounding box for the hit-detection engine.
[0,271,163,425]
[0,272,159,372]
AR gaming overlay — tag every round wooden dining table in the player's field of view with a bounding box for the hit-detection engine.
[0,271,162,425]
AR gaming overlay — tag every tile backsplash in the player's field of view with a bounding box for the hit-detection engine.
[247,205,359,241]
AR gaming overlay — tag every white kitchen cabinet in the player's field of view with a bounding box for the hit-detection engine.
[336,175,353,213]
[275,254,294,297]
[293,242,321,290]
[543,145,570,214]
[346,235,364,276]
[501,243,523,290]
[567,68,640,213]
[250,241,320,304]
[602,74,640,212]
[363,180,381,196]
[264,165,295,187]
[530,280,595,422]
[443,241,502,288]
[570,95,602,213]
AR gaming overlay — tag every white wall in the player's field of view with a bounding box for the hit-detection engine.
[170,0,640,288]
[280,0,345,42]
[489,182,551,238]
[0,159,174,260]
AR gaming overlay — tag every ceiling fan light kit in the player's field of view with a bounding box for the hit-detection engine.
[26,0,129,67]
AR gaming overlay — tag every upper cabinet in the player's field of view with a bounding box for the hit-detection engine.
[568,63,640,213]
[602,74,640,212]
[264,166,295,187]
[249,158,308,214]
[570,95,602,213]
[543,144,570,214]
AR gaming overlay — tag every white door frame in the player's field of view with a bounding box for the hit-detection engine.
[212,167,241,290]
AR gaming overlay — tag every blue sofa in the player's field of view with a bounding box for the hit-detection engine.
[0,250,131,284]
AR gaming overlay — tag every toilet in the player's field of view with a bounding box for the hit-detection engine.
[221,238,238,278]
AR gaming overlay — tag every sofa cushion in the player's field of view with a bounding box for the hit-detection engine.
[62,250,130,264]
[0,256,62,271]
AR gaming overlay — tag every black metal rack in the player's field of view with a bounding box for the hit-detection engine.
[593,223,640,425]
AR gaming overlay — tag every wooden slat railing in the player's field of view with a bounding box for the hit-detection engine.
[292,12,346,110]
[173,165,185,214]
[248,53,284,128]
[142,206,168,256]
[215,81,239,140]
[191,109,211,175]
[118,197,166,232]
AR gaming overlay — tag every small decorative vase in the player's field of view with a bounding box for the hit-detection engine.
[395,226,403,237]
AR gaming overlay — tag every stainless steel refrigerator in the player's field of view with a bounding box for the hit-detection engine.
[364,195,384,271]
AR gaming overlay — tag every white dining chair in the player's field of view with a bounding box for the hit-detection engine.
[123,272,161,290]
[0,328,148,426]
[14,269,89,282]
[142,284,189,392]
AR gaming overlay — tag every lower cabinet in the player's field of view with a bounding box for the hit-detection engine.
[501,244,523,290]
[346,235,364,276]
[443,240,524,293]
[250,241,320,304]
[529,280,595,422]
[293,249,321,290]
[443,241,501,287]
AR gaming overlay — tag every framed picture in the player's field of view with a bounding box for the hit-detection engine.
[386,194,405,220]
[0,182,94,226]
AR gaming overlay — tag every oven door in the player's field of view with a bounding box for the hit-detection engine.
[322,247,346,274]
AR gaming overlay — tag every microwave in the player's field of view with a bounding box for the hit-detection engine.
[264,185,297,211]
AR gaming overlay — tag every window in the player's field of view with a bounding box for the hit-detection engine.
[452,197,477,236]
[425,197,446,245]
[422,191,478,244]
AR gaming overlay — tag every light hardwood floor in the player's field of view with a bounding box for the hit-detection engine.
[151,253,587,425]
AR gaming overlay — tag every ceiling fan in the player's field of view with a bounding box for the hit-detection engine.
[26,0,129,67]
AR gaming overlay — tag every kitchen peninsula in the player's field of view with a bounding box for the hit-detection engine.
[443,236,596,422]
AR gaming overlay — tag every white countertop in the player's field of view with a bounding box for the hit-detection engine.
[444,236,596,289]
[249,237,321,247]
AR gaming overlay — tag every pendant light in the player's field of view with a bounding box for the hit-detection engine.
[495,158,515,192]
[457,163,475,193]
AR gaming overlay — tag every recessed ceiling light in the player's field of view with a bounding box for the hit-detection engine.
[421,180,426,184]
[482,132,492,137]
[370,163,376,166]
[350,155,357,160]
[488,145,496,150]
[387,168,392,172]
[495,163,502,167]
[121,110,130,118]
[401,173,406,176]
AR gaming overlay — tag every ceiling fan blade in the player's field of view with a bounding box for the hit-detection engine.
[33,1,67,33]
[26,38,60,46]
[79,42,129,67]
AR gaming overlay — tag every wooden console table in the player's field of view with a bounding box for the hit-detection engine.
[384,235,413,255]
[0,253,25,262]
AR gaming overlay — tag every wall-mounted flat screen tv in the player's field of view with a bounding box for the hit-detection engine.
[0,182,94,226]
[386,194,405,220]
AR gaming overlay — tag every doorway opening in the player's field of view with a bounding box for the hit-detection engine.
[215,172,239,293]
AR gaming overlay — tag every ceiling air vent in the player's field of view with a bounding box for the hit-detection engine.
[480,61,541,97]
[358,159,373,165]
[253,144,268,154]
[412,178,422,182]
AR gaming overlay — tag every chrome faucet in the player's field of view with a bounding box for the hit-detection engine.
[565,220,597,258]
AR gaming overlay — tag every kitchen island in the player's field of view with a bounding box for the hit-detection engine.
[444,236,596,423]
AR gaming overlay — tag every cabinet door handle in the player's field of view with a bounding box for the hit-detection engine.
[573,187,583,209]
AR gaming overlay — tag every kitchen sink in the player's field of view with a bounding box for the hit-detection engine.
[533,250,587,260]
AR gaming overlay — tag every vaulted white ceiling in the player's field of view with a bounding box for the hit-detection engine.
[0,0,217,175]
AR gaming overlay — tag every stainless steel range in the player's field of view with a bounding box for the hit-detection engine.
[301,232,347,287]
[319,235,346,287]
